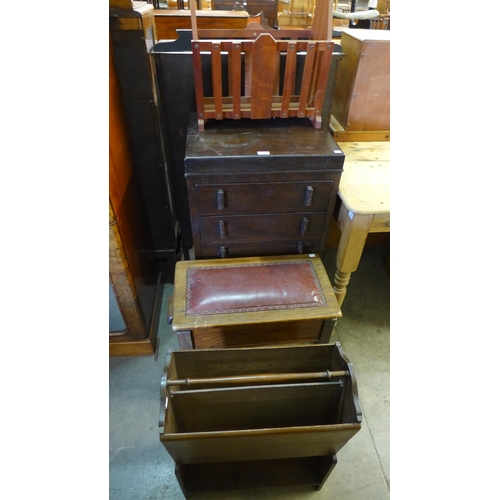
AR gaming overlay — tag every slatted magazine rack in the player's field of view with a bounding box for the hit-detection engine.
[189,0,339,130]
[192,35,336,130]
[159,343,362,497]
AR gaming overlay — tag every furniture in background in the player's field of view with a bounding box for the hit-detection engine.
[331,141,390,307]
[109,31,164,357]
[109,203,164,356]
[330,29,390,142]
[212,0,280,28]
[370,14,390,30]
[169,254,341,349]
[153,9,249,40]
[159,342,362,497]
[110,0,180,274]
[184,114,344,259]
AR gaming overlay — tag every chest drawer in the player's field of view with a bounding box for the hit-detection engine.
[193,181,335,215]
[197,212,327,243]
[200,239,321,258]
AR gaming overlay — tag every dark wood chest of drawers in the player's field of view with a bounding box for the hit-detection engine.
[184,115,344,259]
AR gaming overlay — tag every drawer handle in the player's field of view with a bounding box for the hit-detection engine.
[304,186,314,206]
[300,217,309,236]
[297,242,304,254]
[217,189,225,210]
[217,246,227,258]
[218,220,226,239]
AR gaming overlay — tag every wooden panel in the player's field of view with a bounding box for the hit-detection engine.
[153,9,249,40]
[331,31,390,132]
[348,40,390,131]
[250,34,278,119]
[109,36,163,354]
[162,413,361,463]
[172,382,344,432]
[330,33,362,129]
[192,319,324,348]
[176,455,336,493]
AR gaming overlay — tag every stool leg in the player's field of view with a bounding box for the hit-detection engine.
[319,318,336,343]
[177,330,194,349]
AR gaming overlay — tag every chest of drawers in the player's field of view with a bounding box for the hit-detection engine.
[184,115,344,259]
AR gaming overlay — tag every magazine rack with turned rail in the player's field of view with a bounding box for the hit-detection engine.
[159,343,362,497]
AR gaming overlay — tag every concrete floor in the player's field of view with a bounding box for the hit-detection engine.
[109,245,390,499]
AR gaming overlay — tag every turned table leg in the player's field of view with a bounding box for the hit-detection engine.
[334,204,373,307]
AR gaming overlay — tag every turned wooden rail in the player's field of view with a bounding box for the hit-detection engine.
[166,369,350,387]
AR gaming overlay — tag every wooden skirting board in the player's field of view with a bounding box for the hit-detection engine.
[329,114,390,142]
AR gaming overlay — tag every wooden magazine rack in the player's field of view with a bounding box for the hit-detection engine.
[189,0,337,131]
[159,343,362,496]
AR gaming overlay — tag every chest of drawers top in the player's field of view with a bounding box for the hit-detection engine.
[184,115,345,175]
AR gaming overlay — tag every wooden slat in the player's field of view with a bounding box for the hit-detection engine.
[311,42,334,126]
[297,43,316,117]
[210,42,223,119]
[231,42,242,118]
[281,42,297,117]
[250,34,278,119]
[191,42,206,129]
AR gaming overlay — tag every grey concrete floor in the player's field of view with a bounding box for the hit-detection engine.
[109,245,390,499]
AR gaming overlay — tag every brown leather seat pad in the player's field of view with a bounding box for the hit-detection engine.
[186,261,326,316]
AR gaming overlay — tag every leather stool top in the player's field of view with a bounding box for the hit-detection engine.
[172,254,341,330]
[186,260,326,316]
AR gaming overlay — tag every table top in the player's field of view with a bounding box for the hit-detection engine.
[337,141,390,215]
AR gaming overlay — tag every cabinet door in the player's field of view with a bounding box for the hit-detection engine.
[197,212,327,243]
[194,181,334,215]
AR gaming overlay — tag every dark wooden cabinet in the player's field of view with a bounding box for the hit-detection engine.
[110,1,179,281]
[184,115,344,259]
